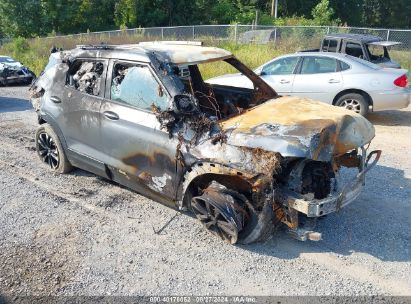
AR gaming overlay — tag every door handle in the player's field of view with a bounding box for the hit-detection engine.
[328,79,341,83]
[103,111,119,120]
[280,79,290,84]
[50,96,61,103]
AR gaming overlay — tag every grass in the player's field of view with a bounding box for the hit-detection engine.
[0,34,410,79]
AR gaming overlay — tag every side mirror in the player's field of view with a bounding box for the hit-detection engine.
[173,94,197,114]
[259,71,267,76]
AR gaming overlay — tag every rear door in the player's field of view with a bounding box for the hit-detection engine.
[99,59,180,204]
[259,56,300,94]
[57,58,108,173]
[291,56,343,104]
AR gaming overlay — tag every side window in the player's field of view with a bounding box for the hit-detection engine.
[322,39,338,52]
[262,57,299,75]
[300,57,338,74]
[339,60,351,71]
[345,42,364,59]
[110,63,169,111]
[66,60,104,96]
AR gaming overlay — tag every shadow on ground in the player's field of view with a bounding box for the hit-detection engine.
[0,96,32,113]
[367,108,411,127]
[240,164,411,262]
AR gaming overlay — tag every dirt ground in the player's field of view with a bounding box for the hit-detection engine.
[0,85,410,297]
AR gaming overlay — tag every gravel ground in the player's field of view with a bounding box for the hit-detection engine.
[0,85,410,297]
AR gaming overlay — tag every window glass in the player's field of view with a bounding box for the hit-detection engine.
[339,60,351,71]
[0,57,16,63]
[300,57,337,74]
[111,63,169,111]
[345,42,364,58]
[322,39,338,52]
[262,57,299,75]
[67,61,104,96]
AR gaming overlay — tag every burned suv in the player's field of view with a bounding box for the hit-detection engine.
[30,42,380,244]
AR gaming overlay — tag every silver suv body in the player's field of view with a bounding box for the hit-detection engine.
[30,42,380,244]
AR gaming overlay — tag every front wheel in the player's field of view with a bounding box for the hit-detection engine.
[35,124,72,174]
[335,93,369,116]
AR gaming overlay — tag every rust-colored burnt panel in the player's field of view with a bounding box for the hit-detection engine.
[219,97,375,161]
[122,152,176,194]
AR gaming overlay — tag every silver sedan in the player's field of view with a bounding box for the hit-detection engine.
[207,52,410,115]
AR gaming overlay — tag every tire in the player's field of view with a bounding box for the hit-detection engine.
[335,93,369,116]
[238,199,276,244]
[35,124,73,174]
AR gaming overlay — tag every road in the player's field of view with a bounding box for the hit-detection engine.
[0,85,410,297]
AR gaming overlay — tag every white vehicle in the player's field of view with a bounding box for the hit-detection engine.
[207,52,410,116]
[0,56,36,86]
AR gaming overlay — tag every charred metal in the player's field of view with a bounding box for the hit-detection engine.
[29,42,381,244]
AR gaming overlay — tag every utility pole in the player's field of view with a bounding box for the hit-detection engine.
[271,0,278,18]
[255,10,259,27]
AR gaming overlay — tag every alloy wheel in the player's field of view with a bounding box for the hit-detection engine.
[37,132,60,169]
[191,197,240,244]
[339,99,362,114]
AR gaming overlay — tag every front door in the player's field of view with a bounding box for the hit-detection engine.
[100,60,180,204]
[259,56,300,94]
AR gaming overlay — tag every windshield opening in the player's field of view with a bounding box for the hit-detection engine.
[0,57,17,63]
[177,57,277,120]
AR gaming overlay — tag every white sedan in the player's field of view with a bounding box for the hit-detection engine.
[207,52,410,115]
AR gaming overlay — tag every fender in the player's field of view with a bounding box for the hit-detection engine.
[177,161,260,209]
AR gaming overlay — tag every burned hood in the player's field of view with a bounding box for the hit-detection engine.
[219,97,375,162]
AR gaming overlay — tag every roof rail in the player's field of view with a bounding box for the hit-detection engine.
[139,41,203,46]
[76,44,115,50]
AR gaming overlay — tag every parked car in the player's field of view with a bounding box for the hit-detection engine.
[238,29,279,44]
[305,33,402,68]
[207,52,410,116]
[0,55,36,85]
[30,42,380,244]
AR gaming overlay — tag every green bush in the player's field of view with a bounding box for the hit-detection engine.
[0,34,409,79]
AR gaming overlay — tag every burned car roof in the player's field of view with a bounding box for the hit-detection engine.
[69,42,233,65]
[138,42,232,64]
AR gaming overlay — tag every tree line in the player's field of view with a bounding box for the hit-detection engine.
[0,0,410,38]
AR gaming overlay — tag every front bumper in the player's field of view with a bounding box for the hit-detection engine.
[282,149,381,218]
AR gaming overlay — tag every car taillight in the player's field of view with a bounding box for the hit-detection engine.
[394,74,408,88]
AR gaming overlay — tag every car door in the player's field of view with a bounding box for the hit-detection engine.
[56,58,109,175]
[291,56,343,104]
[100,59,180,205]
[258,56,300,94]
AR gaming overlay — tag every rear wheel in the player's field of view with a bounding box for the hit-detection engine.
[335,93,369,116]
[35,124,72,174]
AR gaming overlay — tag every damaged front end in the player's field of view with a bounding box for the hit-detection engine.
[180,96,381,244]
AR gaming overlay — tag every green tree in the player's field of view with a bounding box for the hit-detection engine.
[311,0,338,25]
[0,0,45,37]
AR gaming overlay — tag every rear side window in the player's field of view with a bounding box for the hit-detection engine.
[262,57,299,75]
[66,60,105,96]
[300,57,338,74]
[110,63,169,111]
[322,39,338,52]
[339,60,351,71]
[345,42,364,59]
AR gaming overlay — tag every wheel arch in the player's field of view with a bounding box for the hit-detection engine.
[179,163,256,209]
[37,114,69,151]
[332,89,374,108]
